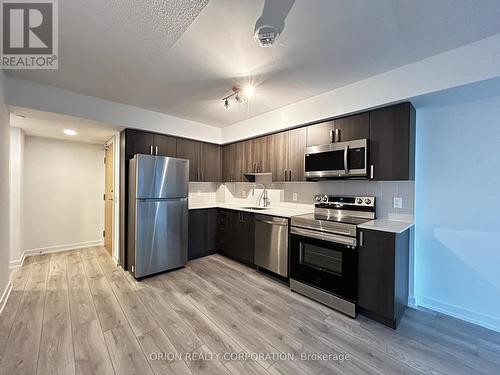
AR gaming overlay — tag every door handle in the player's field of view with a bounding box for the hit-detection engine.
[370,165,374,179]
[359,231,364,247]
[283,169,286,181]
[343,145,349,174]
[256,219,288,226]
[155,146,158,155]
[288,170,292,181]
[150,145,153,155]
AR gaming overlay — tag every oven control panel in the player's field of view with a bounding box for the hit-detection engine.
[314,195,375,207]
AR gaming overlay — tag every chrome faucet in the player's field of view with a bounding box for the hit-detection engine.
[253,183,270,207]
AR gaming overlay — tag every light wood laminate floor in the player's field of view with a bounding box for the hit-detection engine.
[1,247,499,375]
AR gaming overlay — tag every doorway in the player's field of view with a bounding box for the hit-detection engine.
[104,142,114,255]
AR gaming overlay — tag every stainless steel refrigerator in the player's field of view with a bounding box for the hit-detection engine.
[128,154,189,278]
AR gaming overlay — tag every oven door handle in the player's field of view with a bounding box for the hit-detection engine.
[291,227,357,247]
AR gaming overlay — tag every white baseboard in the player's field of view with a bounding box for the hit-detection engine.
[9,240,104,269]
[417,295,500,333]
[0,281,13,316]
[9,252,26,270]
[407,296,417,309]
[111,255,120,266]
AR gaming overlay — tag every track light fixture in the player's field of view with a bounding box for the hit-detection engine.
[222,85,254,110]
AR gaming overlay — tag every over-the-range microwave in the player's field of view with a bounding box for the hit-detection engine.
[304,139,368,179]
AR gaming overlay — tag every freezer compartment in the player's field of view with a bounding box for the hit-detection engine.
[130,198,188,278]
[132,154,189,199]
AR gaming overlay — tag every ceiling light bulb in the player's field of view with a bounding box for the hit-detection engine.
[63,129,77,136]
[243,85,255,98]
[224,98,230,110]
[235,94,246,104]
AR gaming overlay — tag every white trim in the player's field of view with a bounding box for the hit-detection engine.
[407,296,417,309]
[417,296,500,333]
[0,281,13,316]
[9,252,26,270]
[23,240,104,258]
[9,240,104,270]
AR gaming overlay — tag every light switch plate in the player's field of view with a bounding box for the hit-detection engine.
[393,197,403,209]
[292,192,298,202]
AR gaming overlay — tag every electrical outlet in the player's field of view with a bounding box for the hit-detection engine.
[292,192,298,202]
[393,197,403,209]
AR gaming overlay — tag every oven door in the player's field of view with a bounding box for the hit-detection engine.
[290,227,357,302]
[304,139,368,179]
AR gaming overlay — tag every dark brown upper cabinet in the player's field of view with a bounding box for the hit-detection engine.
[306,113,369,147]
[154,134,177,157]
[124,129,155,157]
[287,127,307,181]
[200,142,222,182]
[222,143,238,182]
[369,102,415,181]
[176,138,201,181]
[269,129,306,182]
[306,120,335,147]
[124,129,177,158]
[334,112,369,142]
[223,127,306,183]
[268,132,287,181]
[251,136,270,174]
[177,138,222,182]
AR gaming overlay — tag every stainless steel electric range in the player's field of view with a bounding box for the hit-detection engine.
[289,195,375,317]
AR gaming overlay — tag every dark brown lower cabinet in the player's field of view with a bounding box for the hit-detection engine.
[358,228,410,329]
[218,209,255,266]
[188,209,218,260]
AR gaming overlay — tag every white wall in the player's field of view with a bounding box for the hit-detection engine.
[5,77,222,144]
[0,73,11,308]
[23,136,105,253]
[416,95,500,332]
[9,128,24,267]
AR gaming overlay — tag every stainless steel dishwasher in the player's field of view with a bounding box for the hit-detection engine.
[254,215,289,277]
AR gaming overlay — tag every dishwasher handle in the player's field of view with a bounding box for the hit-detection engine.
[255,217,288,226]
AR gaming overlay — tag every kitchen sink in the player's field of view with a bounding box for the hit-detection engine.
[241,206,269,210]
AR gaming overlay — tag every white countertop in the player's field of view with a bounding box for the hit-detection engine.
[190,202,413,231]
[189,202,313,218]
[357,219,414,234]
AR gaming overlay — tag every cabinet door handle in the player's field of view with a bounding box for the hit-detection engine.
[150,145,153,155]
[288,170,292,181]
[359,231,364,247]
[329,129,334,143]
[370,165,374,179]
[155,146,158,155]
[283,169,286,181]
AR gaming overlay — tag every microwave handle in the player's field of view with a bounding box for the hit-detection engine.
[344,145,349,175]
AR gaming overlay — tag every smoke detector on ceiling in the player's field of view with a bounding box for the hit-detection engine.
[254,25,279,47]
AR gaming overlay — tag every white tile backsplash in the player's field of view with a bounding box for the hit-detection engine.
[189,180,414,221]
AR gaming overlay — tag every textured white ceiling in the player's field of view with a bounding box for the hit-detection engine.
[10,106,121,144]
[7,0,500,127]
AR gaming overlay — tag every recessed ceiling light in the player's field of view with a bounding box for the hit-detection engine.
[63,129,77,136]
[15,114,26,119]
